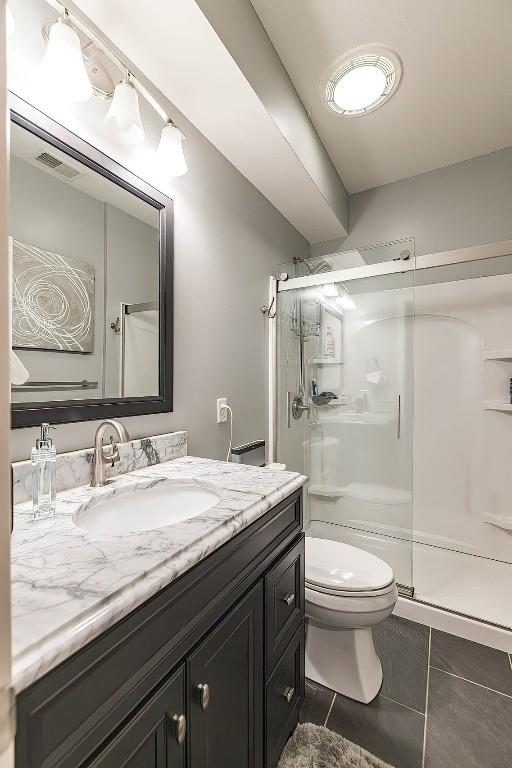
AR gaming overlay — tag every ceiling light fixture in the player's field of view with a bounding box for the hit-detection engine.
[38,13,93,103]
[6,3,15,38]
[322,283,338,298]
[105,77,145,145]
[336,285,356,311]
[322,46,401,117]
[157,121,187,177]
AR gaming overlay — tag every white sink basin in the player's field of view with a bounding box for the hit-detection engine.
[73,478,221,535]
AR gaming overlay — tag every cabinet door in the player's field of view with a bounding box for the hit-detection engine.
[188,583,264,768]
[88,665,186,768]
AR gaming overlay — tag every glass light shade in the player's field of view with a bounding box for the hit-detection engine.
[157,123,187,177]
[322,283,338,298]
[38,20,93,103]
[336,292,356,311]
[105,80,145,145]
[6,4,15,37]
[333,65,387,112]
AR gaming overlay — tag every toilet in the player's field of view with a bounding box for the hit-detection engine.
[305,537,398,704]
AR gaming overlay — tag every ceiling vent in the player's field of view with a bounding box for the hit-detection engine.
[34,151,83,180]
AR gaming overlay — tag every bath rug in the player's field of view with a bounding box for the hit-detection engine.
[278,722,394,768]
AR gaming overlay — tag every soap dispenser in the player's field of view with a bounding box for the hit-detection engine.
[32,423,57,519]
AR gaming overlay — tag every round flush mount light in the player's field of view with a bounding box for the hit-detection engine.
[322,46,402,117]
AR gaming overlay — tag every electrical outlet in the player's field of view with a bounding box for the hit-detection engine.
[216,397,228,424]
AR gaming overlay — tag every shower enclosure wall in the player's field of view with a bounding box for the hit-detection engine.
[272,240,512,643]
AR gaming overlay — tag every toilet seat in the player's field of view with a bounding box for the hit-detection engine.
[305,537,394,594]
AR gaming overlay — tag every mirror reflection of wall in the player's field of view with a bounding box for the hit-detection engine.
[10,121,160,403]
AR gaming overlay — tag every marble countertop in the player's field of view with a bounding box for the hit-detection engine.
[11,456,306,693]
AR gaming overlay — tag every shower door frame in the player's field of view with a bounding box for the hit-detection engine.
[267,238,512,621]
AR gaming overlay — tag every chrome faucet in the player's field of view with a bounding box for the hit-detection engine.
[91,420,129,487]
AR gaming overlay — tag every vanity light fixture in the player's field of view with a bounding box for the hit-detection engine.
[39,0,188,174]
[38,12,93,103]
[6,3,15,37]
[157,121,188,177]
[336,285,356,311]
[105,77,145,145]
[322,46,402,117]
[322,283,338,298]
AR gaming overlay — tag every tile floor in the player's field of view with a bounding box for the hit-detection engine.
[300,615,512,768]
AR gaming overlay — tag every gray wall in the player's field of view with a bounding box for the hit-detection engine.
[196,0,349,234]
[11,112,308,461]
[311,146,512,260]
[10,158,160,403]
[10,156,105,401]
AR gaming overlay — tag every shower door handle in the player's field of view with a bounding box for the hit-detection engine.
[287,392,291,428]
[397,394,401,440]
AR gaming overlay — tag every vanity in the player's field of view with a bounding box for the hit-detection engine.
[11,439,307,768]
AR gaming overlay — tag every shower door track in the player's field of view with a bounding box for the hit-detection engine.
[276,238,512,293]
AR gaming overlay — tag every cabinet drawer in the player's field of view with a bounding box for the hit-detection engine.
[265,624,305,768]
[265,536,304,672]
[88,665,186,768]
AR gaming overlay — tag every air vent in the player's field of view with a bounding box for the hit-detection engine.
[35,151,83,180]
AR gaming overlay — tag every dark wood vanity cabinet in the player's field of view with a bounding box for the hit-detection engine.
[15,490,305,768]
[188,584,263,768]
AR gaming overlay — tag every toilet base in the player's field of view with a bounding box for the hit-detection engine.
[305,621,383,704]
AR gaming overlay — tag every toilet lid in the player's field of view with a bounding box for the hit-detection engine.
[305,538,394,593]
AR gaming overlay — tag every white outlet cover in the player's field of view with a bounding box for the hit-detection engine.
[216,397,228,423]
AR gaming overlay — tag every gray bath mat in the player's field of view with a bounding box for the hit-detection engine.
[278,722,394,768]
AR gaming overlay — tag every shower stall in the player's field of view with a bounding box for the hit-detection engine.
[270,239,512,647]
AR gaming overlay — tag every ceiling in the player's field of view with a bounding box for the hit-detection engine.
[250,0,512,193]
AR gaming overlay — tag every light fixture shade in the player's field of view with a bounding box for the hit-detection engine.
[38,19,93,103]
[322,283,338,298]
[105,80,145,145]
[157,122,187,177]
[336,292,356,311]
[6,4,15,38]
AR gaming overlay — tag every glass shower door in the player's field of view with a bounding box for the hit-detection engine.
[276,264,415,592]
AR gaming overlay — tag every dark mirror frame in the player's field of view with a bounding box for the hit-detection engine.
[10,99,173,428]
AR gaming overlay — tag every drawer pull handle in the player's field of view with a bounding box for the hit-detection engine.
[197,682,210,711]
[170,713,187,745]
[282,592,295,607]
[283,686,295,704]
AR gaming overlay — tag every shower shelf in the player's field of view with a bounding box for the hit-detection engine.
[308,482,412,505]
[310,358,342,365]
[482,349,512,361]
[482,401,512,412]
[483,512,512,531]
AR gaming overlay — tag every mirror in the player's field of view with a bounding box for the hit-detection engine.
[10,104,173,428]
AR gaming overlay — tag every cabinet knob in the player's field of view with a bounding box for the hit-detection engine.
[170,713,187,745]
[282,686,295,704]
[197,682,210,711]
[282,592,295,607]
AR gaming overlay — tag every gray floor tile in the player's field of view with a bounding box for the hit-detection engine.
[373,614,430,712]
[430,629,512,695]
[300,679,335,726]
[326,690,425,768]
[424,667,512,768]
